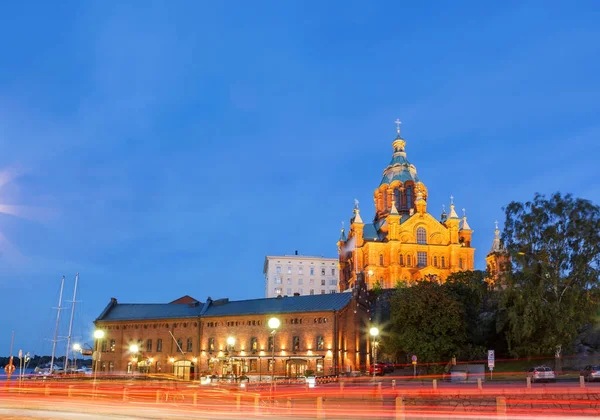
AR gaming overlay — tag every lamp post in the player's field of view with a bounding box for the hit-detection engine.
[93,330,105,386]
[267,317,281,393]
[370,327,379,380]
[129,344,139,374]
[72,343,81,369]
[226,336,235,378]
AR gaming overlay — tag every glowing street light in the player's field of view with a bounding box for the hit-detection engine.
[92,330,105,385]
[129,344,139,354]
[268,317,281,392]
[370,327,379,379]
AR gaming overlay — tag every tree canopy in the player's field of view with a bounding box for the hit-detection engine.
[500,192,600,357]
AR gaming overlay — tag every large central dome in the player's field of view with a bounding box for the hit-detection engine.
[380,137,420,186]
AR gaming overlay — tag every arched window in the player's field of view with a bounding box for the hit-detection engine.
[382,191,387,211]
[407,255,412,267]
[406,186,413,209]
[379,254,384,265]
[399,254,404,266]
[441,256,445,268]
[394,188,402,210]
[433,256,438,267]
[416,227,427,244]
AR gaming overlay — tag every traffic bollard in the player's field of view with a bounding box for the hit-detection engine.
[395,396,405,420]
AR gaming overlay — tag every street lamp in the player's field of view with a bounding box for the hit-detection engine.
[72,343,81,369]
[93,330,105,382]
[226,336,235,377]
[129,344,139,374]
[267,317,281,392]
[370,327,379,379]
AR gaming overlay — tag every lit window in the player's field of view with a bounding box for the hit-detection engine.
[399,254,404,266]
[293,336,300,351]
[417,227,427,244]
[268,336,274,351]
[316,336,324,350]
[274,287,282,295]
[187,338,193,352]
[251,337,258,351]
[208,338,215,351]
[110,340,115,352]
[417,252,427,267]
[146,339,152,352]
[157,339,163,352]
[101,340,107,352]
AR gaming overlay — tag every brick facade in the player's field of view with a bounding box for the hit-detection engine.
[93,286,370,379]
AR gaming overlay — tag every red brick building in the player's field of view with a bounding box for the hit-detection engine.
[93,284,371,380]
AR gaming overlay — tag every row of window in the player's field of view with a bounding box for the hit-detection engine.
[273,277,337,286]
[207,335,326,352]
[274,288,336,295]
[276,266,336,276]
[206,319,263,328]
[375,253,465,269]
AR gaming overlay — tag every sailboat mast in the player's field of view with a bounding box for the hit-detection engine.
[49,276,65,374]
[64,273,78,371]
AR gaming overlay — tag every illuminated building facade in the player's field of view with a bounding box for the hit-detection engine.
[93,286,370,379]
[338,124,476,290]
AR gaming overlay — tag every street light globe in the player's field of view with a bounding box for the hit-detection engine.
[268,317,281,330]
[72,343,81,351]
[129,344,139,353]
[226,336,235,346]
[93,330,105,339]
[368,270,374,276]
[370,327,379,337]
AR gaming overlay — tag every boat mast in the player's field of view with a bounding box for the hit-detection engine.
[49,276,65,374]
[64,273,79,371]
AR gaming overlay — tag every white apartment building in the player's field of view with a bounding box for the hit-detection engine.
[263,253,339,298]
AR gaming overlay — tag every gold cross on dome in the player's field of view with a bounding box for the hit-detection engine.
[395,119,402,134]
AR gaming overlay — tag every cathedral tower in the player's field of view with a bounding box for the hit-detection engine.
[338,122,476,291]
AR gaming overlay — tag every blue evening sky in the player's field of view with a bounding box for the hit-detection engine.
[0,1,598,355]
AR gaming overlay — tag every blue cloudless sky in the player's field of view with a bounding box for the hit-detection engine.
[0,0,599,355]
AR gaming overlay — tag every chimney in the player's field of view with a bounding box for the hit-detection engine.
[295,250,298,255]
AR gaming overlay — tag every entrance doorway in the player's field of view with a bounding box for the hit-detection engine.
[286,359,308,377]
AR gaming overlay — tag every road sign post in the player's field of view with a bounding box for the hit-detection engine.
[412,355,417,378]
[487,350,495,380]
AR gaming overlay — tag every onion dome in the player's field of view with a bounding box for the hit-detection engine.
[379,123,420,186]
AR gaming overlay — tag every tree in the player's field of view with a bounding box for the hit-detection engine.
[387,280,467,366]
[501,192,600,358]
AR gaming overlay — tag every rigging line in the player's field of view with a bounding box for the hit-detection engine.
[168,330,186,357]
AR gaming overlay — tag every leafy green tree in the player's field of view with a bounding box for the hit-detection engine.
[501,192,600,358]
[387,281,467,365]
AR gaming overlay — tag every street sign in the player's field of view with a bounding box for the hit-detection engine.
[487,350,495,369]
[411,355,417,365]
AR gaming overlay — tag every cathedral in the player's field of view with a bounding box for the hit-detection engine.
[337,123,477,291]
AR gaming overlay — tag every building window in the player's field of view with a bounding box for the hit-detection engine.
[379,254,384,265]
[310,289,314,295]
[101,340,107,352]
[406,185,413,208]
[316,336,324,350]
[298,266,303,275]
[399,254,404,266]
[274,287,282,295]
[146,339,152,352]
[177,338,183,352]
[321,268,326,276]
[417,227,427,244]
[433,256,438,267]
[316,359,324,372]
[208,338,215,351]
[110,340,116,352]
[187,338,193,352]
[321,279,326,286]
[459,258,464,269]
[157,339,163,352]
[293,336,300,351]
[441,256,445,268]
[298,278,303,285]
[298,288,303,294]
[276,266,281,274]
[310,267,314,275]
[407,255,412,267]
[268,336,274,351]
[394,188,402,210]
[108,361,114,372]
[274,276,282,284]
[417,251,427,267]
[321,289,326,294]
[251,337,258,351]
[331,268,335,276]
[329,279,336,286]
[309,279,315,285]
[287,266,292,274]
[287,288,292,295]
